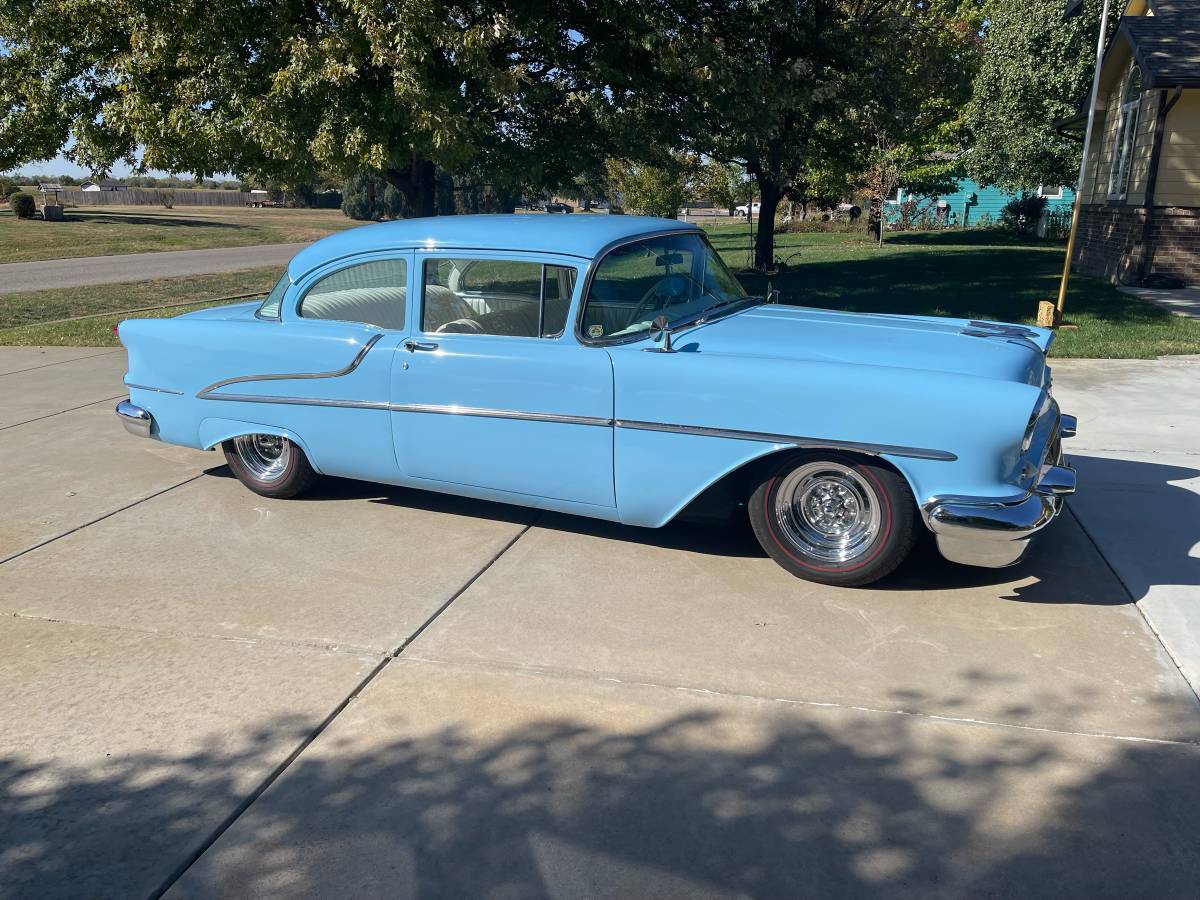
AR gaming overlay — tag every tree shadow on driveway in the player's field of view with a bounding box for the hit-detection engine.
[3,698,1199,898]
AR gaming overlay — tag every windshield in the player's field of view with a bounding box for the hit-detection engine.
[581,233,748,341]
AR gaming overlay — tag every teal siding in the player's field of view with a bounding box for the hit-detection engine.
[884,179,1075,226]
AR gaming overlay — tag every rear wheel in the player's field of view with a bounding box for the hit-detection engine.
[222,434,317,499]
[748,451,916,586]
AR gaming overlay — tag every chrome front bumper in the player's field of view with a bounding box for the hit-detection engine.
[924,414,1077,568]
[115,399,154,438]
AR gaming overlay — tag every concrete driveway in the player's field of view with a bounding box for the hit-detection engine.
[1,346,1198,898]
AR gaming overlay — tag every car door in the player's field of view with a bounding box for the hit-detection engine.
[193,252,413,484]
[390,251,615,508]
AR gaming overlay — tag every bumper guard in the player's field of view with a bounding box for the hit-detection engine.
[115,400,154,438]
[924,414,1077,568]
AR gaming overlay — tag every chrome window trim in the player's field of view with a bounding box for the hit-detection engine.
[575,227,711,348]
[196,332,384,399]
[296,257,409,328]
[125,382,184,395]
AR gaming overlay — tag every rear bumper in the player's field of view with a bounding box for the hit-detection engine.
[115,399,154,438]
[923,414,1077,568]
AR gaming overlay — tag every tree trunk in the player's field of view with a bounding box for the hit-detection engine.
[383,153,437,218]
[754,181,783,270]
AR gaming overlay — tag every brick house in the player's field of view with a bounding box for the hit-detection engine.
[1061,0,1199,286]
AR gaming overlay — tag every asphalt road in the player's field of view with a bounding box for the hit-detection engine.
[0,242,308,295]
[1,346,1198,898]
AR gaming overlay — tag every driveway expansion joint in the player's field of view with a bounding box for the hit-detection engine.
[147,511,538,898]
[0,472,208,566]
[0,348,122,377]
[0,393,127,432]
[399,654,1200,750]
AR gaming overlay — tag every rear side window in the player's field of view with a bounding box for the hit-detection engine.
[299,258,407,330]
[256,273,290,320]
[421,258,577,338]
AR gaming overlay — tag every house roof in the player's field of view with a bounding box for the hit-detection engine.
[1121,4,1200,88]
[287,214,699,281]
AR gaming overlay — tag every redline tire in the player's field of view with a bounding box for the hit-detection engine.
[748,451,917,587]
[222,434,317,499]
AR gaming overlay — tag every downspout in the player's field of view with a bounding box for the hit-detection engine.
[1136,85,1184,283]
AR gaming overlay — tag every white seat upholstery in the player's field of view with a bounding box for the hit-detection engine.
[300,286,407,330]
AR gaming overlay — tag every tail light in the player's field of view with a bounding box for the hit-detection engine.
[112,323,119,338]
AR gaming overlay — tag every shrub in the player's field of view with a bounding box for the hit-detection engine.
[341,170,403,220]
[161,190,175,209]
[9,192,36,218]
[999,192,1048,235]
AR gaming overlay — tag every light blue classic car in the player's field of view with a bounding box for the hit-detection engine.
[116,215,1076,586]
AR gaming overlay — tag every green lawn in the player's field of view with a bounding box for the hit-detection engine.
[703,224,1200,358]
[1,221,1195,357]
[0,205,358,264]
[0,269,281,346]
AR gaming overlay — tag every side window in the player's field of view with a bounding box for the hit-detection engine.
[422,258,577,338]
[299,258,407,330]
[256,272,291,320]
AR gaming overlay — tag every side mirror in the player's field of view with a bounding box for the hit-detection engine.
[646,315,675,353]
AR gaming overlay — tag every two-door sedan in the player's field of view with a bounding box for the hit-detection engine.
[116,215,1076,586]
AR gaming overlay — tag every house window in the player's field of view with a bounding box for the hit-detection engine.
[1107,66,1142,200]
[1037,185,1064,199]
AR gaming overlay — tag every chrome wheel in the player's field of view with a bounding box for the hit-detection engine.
[773,461,882,564]
[231,434,291,483]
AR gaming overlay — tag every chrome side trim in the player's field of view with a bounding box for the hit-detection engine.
[125,382,184,395]
[613,419,958,461]
[196,333,384,399]
[115,400,153,438]
[390,403,612,427]
[202,394,389,410]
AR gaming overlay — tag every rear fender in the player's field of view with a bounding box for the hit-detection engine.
[198,418,321,473]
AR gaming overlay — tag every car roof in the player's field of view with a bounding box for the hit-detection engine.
[287,214,700,280]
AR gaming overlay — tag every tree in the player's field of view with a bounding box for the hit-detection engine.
[617,0,982,268]
[964,0,1107,188]
[0,1,608,216]
[604,156,695,219]
[695,160,745,217]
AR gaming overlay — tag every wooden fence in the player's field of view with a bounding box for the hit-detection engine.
[51,188,257,207]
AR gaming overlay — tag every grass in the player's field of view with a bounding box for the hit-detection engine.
[0,205,358,264]
[703,223,1200,359]
[0,269,281,347]
[0,221,1194,357]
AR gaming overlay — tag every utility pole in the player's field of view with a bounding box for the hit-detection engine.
[1041,0,1113,328]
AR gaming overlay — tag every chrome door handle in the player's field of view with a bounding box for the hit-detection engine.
[404,340,439,353]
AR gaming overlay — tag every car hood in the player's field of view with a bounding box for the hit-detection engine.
[686,304,1051,385]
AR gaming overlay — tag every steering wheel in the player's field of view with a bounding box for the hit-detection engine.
[625,273,700,331]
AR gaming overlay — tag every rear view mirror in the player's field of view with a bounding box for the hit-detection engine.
[655,252,684,267]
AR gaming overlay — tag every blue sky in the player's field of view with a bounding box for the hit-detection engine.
[12,154,202,178]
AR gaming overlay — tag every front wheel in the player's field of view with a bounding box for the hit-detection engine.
[748,452,917,587]
[222,434,317,499]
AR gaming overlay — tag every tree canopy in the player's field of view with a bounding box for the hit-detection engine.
[1,0,984,265]
[964,0,1106,189]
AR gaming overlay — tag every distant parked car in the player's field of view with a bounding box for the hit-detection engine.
[545,202,574,214]
[735,201,761,217]
[116,215,1076,586]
